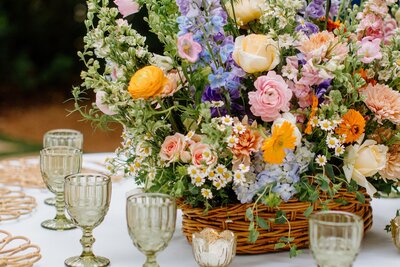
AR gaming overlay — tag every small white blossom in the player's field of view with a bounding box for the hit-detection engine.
[192,176,205,187]
[233,171,246,186]
[326,136,339,149]
[221,115,234,126]
[213,179,224,190]
[187,165,199,178]
[319,119,334,131]
[310,117,319,127]
[238,164,250,173]
[315,155,327,167]
[215,164,227,175]
[207,169,217,181]
[201,188,213,199]
[184,130,195,142]
[211,101,224,108]
[233,123,246,134]
[335,145,345,156]
[226,135,239,147]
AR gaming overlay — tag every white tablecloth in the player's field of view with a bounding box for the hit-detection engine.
[1,153,400,266]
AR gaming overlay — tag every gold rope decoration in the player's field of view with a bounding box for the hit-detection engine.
[0,156,122,189]
[0,230,41,267]
[0,188,37,222]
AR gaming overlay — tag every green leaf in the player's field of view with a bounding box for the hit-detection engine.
[303,206,313,218]
[289,245,302,258]
[325,164,335,179]
[274,242,286,249]
[248,229,259,243]
[256,216,270,230]
[356,191,365,204]
[246,207,254,221]
[275,210,287,224]
[263,193,281,208]
[248,221,255,231]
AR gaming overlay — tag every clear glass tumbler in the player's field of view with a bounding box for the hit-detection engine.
[43,129,83,206]
[40,146,82,230]
[64,173,112,267]
[126,193,177,267]
[192,228,236,267]
[309,211,364,267]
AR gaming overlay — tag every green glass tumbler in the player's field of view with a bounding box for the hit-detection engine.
[126,193,177,267]
[64,173,112,267]
[40,146,82,230]
[43,129,83,206]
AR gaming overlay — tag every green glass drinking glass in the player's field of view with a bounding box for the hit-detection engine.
[126,193,177,267]
[64,173,112,267]
[309,211,364,267]
[43,129,83,206]
[40,146,82,230]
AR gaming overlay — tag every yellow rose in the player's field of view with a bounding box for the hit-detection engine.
[227,0,263,27]
[232,34,280,74]
[343,138,388,196]
[128,66,167,99]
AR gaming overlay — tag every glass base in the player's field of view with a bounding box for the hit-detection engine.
[44,197,56,206]
[41,218,76,231]
[64,256,110,267]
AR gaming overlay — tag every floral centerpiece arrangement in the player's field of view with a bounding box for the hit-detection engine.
[74,0,400,255]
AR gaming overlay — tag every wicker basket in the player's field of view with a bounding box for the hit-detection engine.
[180,188,373,255]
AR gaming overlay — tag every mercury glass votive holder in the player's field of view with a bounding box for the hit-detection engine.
[192,228,236,267]
[309,211,363,267]
[391,216,400,250]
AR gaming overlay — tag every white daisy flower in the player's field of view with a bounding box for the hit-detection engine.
[192,175,205,187]
[213,179,224,190]
[201,188,213,199]
[315,155,327,167]
[233,123,246,134]
[215,164,227,175]
[198,167,208,178]
[310,117,319,127]
[216,124,226,132]
[226,135,239,147]
[326,136,339,149]
[319,119,333,131]
[211,100,224,108]
[207,169,217,180]
[238,164,250,173]
[221,171,233,183]
[335,145,345,156]
[184,130,195,141]
[233,171,246,186]
[187,165,199,178]
[339,134,347,144]
[221,115,234,126]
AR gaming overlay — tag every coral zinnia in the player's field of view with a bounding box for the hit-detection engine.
[335,109,365,143]
[262,121,297,164]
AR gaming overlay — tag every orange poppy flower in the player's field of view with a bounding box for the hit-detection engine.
[262,121,297,164]
[305,94,319,135]
[335,109,366,143]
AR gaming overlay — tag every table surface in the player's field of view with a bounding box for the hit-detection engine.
[1,153,400,267]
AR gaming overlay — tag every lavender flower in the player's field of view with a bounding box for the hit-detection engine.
[315,79,331,103]
[305,1,325,19]
[295,21,319,36]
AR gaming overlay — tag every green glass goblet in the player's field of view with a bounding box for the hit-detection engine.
[40,146,82,230]
[126,193,177,267]
[43,129,83,206]
[64,173,112,267]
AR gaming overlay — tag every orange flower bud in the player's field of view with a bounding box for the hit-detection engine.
[128,66,167,99]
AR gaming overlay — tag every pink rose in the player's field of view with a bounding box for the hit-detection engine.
[190,142,217,167]
[248,71,292,122]
[357,37,382,64]
[114,0,139,18]
[159,133,189,164]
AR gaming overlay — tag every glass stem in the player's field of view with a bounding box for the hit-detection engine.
[80,228,95,258]
[55,192,67,220]
[144,253,158,267]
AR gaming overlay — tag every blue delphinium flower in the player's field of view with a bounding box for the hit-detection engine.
[295,21,319,36]
[305,1,325,19]
[208,67,230,90]
[315,79,331,104]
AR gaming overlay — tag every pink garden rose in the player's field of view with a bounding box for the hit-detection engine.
[95,91,117,115]
[190,142,217,167]
[248,71,292,122]
[177,33,202,63]
[357,37,382,64]
[159,133,189,164]
[114,0,139,18]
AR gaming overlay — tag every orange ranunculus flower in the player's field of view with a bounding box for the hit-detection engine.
[305,94,319,135]
[262,121,297,164]
[335,109,365,143]
[128,66,168,99]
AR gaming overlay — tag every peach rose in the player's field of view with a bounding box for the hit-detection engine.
[248,71,292,122]
[190,142,217,167]
[226,0,264,27]
[159,133,188,164]
[232,34,280,73]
